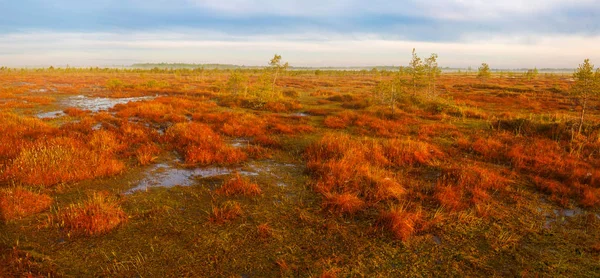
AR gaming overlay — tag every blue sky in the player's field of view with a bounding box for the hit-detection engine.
[0,0,599,67]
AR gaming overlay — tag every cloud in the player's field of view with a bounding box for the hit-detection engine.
[0,31,598,68]
[0,1,598,67]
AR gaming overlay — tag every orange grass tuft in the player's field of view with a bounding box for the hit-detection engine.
[379,206,424,241]
[216,174,262,196]
[322,192,365,214]
[320,268,341,278]
[209,201,242,224]
[56,192,127,236]
[0,187,52,221]
[4,137,125,187]
[257,223,274,239]
[135,143,161,166]
[434,185,464,212]
[165,122,247,165]
[63,107,88,117]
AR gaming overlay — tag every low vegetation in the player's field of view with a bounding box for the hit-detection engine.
[0,55,599,276]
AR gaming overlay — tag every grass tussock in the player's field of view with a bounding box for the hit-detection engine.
[216,174,262,196]
[3,137,124,187]
[165,122,247,165]
[379,205,425,241]
[0,187,52,221]
[56,192,127,236]
[209,201,242,224]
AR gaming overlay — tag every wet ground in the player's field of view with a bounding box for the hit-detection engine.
[36,95,155,118]
[126,153,299,194]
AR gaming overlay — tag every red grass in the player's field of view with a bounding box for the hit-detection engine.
[253,134,280,148]
[216,174,262,196]
[379,206,424,241]
[434,185,464,211]
[322,192,365,214]
[257,223,273,239]
[4,137,125,187]
[135,143,160,165]
[471,137,504,161]
[165,122,247,165]
[320,268,341,278]
[209,201,242,224]
[306,133,428,216]
[243,145,272,159]
[381,139,444,167]
[89,130,124,154]
[0,247,57,277]
[581,188,600,207]
[63,107,88,117]
[200,112,267,137]
[324,116,350,129]
[0,187,52,221]
[0,113,55,160]
[57,192,127,236]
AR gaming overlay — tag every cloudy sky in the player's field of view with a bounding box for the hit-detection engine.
[0,0,598,68]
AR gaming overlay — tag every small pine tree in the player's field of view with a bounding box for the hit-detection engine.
[424,53,441,96]
[408,48,425,95]
[572,59,600,134]
[477,63,491,80]
[269,54,289,99]
[226,70,248,96]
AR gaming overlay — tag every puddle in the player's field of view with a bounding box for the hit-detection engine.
[290,112,309,117]
[126,161,259,194]
[37,110,65,119]
[126,156,300,194]
[35,95,156,118]
[432,235,442,245]
[65,95,155,112]
[228,138,251,148]
[553,208,582,217]
[11,82,34,86]
[126,163,235,193]
[543,207,599,229]
[30,88,49,93]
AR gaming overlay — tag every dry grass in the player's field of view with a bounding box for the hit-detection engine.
[56,192,127,236]
[257,223,274,239]
[0,187,52,221]
[0,246,57,277]
[216,174,262,196]
[135,143,160,166]
[2,69,600,275]
[322,192,365,214]
[379,206,424,241]
[3,137,124,187]
[209,201,243,224]
[165,122,247,165]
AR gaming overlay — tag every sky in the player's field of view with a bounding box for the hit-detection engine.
[0,0,599,68]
